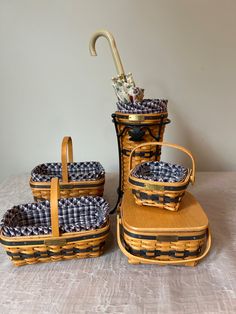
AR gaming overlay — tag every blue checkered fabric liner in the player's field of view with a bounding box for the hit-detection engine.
[131,161,188,183]
[117,99,168,114]
[31,161,105,182]
[1,196,109,237]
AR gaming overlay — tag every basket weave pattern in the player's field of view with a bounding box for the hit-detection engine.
[123,232,205,261]
[113,112,170,192]
[128,142,195,211]
[2,235,108,266]
[31,185,104,201]
[0,178,109,266]
[30,136,105,201]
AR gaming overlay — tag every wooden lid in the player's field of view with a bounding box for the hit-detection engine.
[121,189,208,234]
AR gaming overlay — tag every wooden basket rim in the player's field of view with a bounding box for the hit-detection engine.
[114,111,168,117]
[0,219,110,247]
[129,168,191,188]
[29,177,105,188]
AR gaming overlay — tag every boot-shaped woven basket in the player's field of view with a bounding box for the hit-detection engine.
[30,136,105,201]
[0,178,110,266]
[112,111,170,195]
[128,142,195,211]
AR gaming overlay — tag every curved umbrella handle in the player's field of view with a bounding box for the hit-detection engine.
[89,29,125,78]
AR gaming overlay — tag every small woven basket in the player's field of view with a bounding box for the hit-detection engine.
[128,142,195,211]
[30,136,105,201]
[0,178,110,266]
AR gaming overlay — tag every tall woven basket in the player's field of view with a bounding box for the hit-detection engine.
[112,111,170,200]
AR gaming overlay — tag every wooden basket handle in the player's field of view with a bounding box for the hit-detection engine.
[129,142,196,184]
[61,136,74,183]
[117,216,211,266]
[50,178,60,237]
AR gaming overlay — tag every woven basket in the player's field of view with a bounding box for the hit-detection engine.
[112,111,170,194]
[0,178,110,266]
[128,142,195,211]
[117,189,211,267]
[30,136,105,201]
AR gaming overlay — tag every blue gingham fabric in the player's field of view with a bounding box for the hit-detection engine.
[0,196,109,237]
[117,99,168,114]
[131,161,188,183]
[31,161,105,182]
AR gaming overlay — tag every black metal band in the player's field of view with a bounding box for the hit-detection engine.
[129,177,189,191]
[121,149,161,158]
[122,225,206,241]
[6,243,105,260]
[125,245,202,259]
[0,229,109,247]
[132,190,184,204]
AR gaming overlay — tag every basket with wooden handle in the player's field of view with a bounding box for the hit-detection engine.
[30,136,105,201]
[0,178,110,266]
[128,142,195,211]
[117,215,211,267]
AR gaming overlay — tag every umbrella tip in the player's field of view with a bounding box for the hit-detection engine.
[89,46,97,56]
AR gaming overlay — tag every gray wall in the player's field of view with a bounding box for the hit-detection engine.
[0,0,235,183]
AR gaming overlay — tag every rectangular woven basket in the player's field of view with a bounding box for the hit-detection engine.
[128,142,195,211]
[0,178,110,266]
[117,189,211,267]
[30,136,105,201]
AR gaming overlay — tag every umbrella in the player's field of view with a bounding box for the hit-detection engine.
[89,29,170,213]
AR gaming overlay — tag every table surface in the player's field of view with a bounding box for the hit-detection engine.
[0,173,235,314]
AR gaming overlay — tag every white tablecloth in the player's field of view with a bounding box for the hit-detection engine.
[0,173,235,314]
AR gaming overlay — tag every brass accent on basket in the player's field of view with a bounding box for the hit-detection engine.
[128,114,145,122]
[44,239,67,246]
[144,184,164,191]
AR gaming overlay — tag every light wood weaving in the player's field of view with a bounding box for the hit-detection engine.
[0,178,110,266]
[128,142,195,211]
[30,136,105,201]
[112,112,170,193]
[117,189,211,266]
